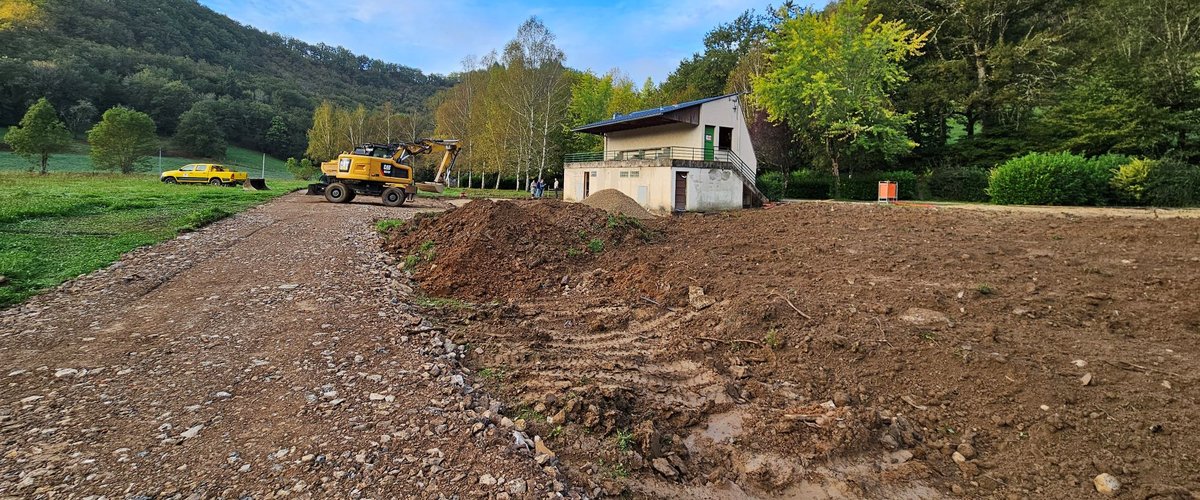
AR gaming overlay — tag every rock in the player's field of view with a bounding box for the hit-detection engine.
[508,478,527,494]
[889,450,914,464]
[54,368,78,378]
[214,391,232,399]
[19,395,43,404]
[1072,359,1088,368]
[369,393,386,401]
[651,458,678,478]
[534,436,555,458]
[179,425,204,439]
[238,464,251,473]
[1093,473,1120,495]
[1080,373,1093,386]
[952,451,967,464]
[955,443,977,460]
[899,308,950,327]
[479,474,497,486]
[514,418,527,432]
[1161,380,1172,390]
[688,286,716,310]
[1039,404,1050,411]
[278,284,299,290]
[0,275,8,285]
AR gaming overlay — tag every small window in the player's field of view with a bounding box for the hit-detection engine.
[620,171,629,178]
[179,165,194,171]
[211,166,225,172]
[629,171,640,178]
[194,165,208,172]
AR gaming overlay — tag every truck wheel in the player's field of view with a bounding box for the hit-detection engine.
[163,177,177,184]
[324,182,352,203]
[381,187,406,207]
[209,178,223,186]
[345,190,357,202]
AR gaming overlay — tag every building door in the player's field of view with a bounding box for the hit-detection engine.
[674,172,688,211]
[703,125,715,161]
[583,172,591,198]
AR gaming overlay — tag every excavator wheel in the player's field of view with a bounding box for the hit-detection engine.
[324,182,353,203]
[381,187,406,207]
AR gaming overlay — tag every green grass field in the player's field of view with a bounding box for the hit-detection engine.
[0,173,306,307]
[0,142,293,179]
[417,187,546,200]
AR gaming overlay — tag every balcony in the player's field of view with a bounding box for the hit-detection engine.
[564,146,756,187]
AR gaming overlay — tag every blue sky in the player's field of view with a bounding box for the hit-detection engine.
[198,0,815,82]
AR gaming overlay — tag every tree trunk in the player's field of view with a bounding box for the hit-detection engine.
[40,153,48,175]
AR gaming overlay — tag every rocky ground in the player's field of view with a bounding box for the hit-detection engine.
[0,194,565,498]
[389,199,1200,499]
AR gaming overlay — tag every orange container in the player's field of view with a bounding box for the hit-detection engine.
[878,181,898,203]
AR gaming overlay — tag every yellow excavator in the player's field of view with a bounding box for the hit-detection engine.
[307,138,460,206]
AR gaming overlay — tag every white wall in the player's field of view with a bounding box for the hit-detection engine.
[697,95,758,173]
[605,123,697,154]
[564,161,743,213]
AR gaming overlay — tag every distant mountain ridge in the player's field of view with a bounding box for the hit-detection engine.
[0,0,449,157]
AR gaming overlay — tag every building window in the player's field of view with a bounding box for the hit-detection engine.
[620,171,629,178]
[629,171,640,178]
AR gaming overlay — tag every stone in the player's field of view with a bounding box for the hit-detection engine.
[215,391,232,399]
[1161,380,1172,390]
[1093,473,1120,496]
[278,284,299,290]
[179,425,203,439]
[534,436,555,458]
[899,308,950,327]
[479,474,497,486]
[952,451,967,464]
[54,368,78,378]
[508,478,527,494]
[238,464,251,473]
[514,419,527,432]
[652,458,678,478]
[956,443,977,460]
[1072,359,1088,368]
[688,286,716,310]
[1080,373,1093,386]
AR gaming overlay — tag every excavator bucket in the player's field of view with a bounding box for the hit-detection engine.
[243,178,270,191]
[416,182,446,194]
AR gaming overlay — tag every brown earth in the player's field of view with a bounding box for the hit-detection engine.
[392,200,1200,498]
[582,189,658,220]
[0,194,559,498]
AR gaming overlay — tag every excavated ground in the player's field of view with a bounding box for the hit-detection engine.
[388,200,1200,499]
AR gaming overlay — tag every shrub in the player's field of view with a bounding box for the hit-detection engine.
[787,170,834,199]
[988,152,1112,205]
[1110,158,1153,204]
[836,170,920,201]
[757,171,785,201]
[1143,158,1200,207]
[928,167,990,202]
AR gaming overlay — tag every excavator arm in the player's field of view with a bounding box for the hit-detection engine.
[394,138,460,194]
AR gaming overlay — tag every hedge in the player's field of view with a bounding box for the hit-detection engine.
[1144,158,1200,207]
[988,152,1114,205]
[928,167,989,202]
[836,170,920,201]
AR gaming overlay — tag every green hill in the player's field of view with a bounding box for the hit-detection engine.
[0,0,449,159]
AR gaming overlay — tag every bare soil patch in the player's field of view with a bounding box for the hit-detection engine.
[583,189,658,220]
[392,200,1200,498]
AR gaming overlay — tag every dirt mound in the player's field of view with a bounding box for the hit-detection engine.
[414,202,1200,498]
[582,189,657,219]
[384,199,656,300]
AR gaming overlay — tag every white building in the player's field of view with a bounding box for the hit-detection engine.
[563,93,763,213]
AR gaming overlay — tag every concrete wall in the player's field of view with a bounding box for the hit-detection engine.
[563,159,742,213]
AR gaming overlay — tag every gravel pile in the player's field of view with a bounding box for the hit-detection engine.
[582,189,657,219]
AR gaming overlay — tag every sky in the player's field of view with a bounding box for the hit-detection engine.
[197,0,812,82]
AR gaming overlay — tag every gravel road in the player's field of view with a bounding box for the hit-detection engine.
[0,193,554,498]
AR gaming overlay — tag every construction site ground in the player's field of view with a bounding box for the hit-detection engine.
[389,198,1200,499]
[2,193,1197,499]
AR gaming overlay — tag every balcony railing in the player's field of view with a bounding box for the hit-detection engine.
[564,146,756,188]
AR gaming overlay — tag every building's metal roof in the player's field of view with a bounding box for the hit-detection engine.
[572,93,739,135]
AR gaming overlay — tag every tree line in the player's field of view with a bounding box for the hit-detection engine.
[0,0,447,163]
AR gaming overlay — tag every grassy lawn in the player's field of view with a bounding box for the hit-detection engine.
[0,173,307,307]
[418,187,548,200]
[0,143,293,179]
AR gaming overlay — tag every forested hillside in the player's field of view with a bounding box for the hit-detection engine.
[0,0,448,159]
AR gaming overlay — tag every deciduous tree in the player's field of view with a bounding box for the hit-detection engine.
[4,97,72,174]
[87,106,157,174]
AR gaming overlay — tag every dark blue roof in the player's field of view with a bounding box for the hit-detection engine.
[573,93,738,134]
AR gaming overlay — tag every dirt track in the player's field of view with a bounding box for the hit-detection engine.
[0,194,553,498]
[390,199,1200,499]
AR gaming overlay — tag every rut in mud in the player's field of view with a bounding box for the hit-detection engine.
[387,200,1200,499]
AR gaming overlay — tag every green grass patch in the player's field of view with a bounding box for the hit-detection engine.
[417,187,533,200]
[586,238,605,253]
[375,219,406,233]
[413,295,472,310]
[0,173,305,307]
[0,142,293,179]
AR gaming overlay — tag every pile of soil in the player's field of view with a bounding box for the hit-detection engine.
[582,189,657,219]
[384,199,657,300]
[398,201,1200,498]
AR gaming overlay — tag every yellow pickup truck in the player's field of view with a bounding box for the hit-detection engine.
[160,164,249,186]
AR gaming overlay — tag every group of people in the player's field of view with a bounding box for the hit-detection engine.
[531,177,559,199]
